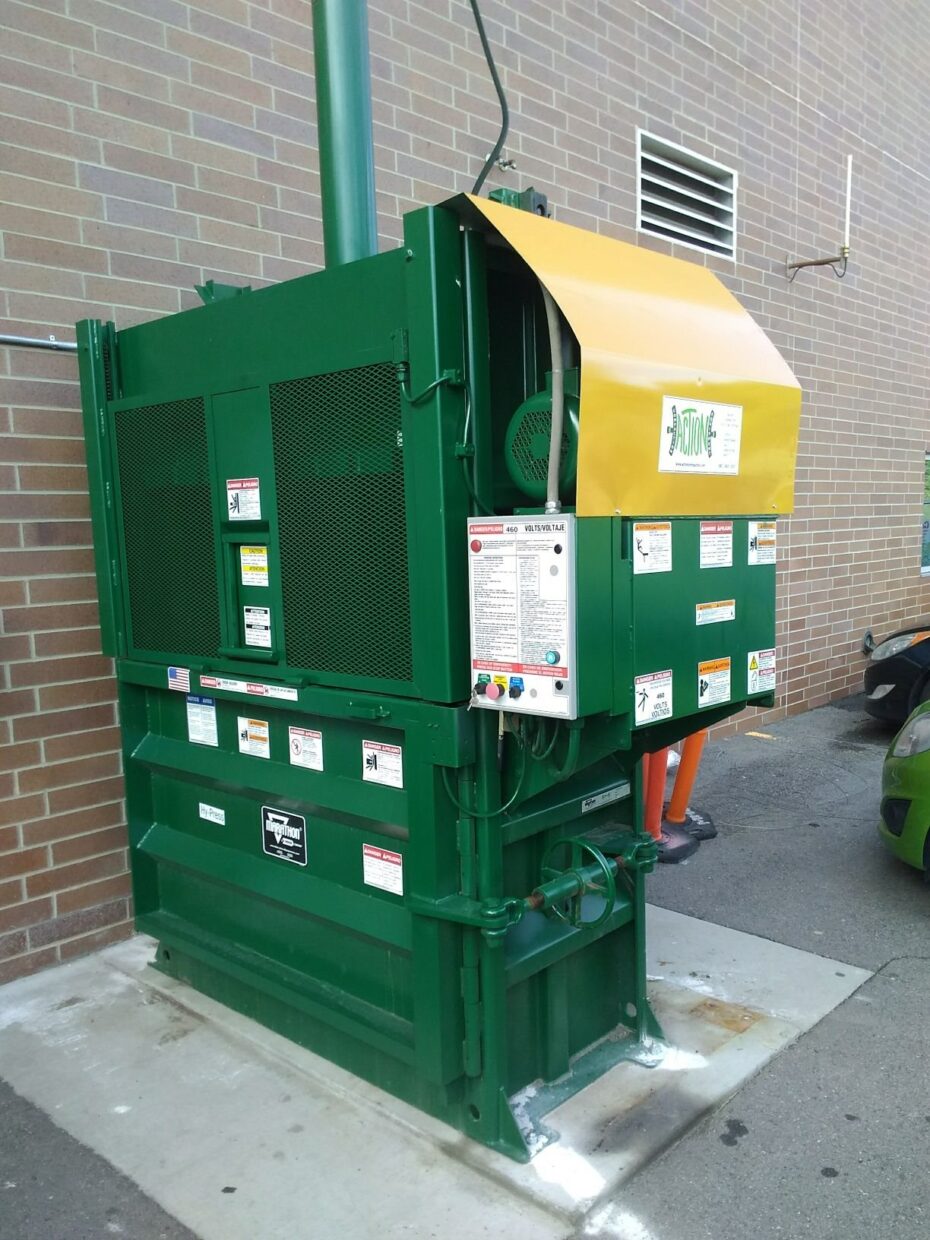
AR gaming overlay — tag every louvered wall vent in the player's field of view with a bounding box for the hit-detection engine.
[637,131,737,259]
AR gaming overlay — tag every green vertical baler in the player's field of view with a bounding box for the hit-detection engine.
[76,2,800,1161]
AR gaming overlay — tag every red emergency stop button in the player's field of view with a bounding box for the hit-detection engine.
[485,682,503,701]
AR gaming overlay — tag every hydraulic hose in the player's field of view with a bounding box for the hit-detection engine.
[540,283,564,514]
[548,722,581,782]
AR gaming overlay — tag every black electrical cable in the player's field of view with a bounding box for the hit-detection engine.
[467,0,509,195]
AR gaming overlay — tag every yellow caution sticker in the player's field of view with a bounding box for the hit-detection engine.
[698,657,731,708]
[240,545,269,587]
[695,599,736,626]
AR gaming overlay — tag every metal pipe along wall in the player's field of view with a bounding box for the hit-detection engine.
[311,0,379,268]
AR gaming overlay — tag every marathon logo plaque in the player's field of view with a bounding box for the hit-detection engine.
[261,805,307,866]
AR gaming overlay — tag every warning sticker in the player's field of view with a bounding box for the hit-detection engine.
[261,805,307,867]
[698,657,731,708]
[695,599,736,626]
[238,716,270,759]
[289,726,323,772]
[244,605,272,649]
[699,520,733,569]
[362,739,403,789]
[632,521,672,575]
[747,648,776,694]
[748,521,777,566]
[581,782,631,814]
[200,675,298,702]
[199,802,225,826]
[227,477,261,521]
[658,397,742,475]
[634,669,673,726]
[240,545,269,587]
[167,666,190,692]
[362,843,404,895]
[186,694,218,747]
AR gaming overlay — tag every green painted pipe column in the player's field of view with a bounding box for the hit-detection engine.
[311,0,378,267]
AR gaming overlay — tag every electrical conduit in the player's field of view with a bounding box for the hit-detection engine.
[540,284,564,514]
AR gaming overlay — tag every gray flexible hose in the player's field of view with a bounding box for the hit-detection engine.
[540,284,564,514]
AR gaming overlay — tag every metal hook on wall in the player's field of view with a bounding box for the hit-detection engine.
[786,248,848,283]
[786,154,853,283]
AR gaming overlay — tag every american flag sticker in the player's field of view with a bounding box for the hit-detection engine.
[167,666,191,692]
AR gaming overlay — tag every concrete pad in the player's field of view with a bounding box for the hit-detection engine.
[0,912,870,1238]
[644,904,868,1027]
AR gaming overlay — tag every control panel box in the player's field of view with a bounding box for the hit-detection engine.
[467,515,577,719]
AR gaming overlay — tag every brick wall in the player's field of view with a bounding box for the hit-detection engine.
[2,0,928,979]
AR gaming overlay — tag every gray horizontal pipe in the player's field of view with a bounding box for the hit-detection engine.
[0,333,78,353]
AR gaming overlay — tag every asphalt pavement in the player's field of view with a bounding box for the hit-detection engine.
[0,1078,195,1240]
[579,695,930,1240]
[643,695,926,972]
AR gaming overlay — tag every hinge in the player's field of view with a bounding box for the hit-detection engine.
[461,961,482,1077]
[102,321,120,402]
[391,328,409,365]
[346,701,391,721]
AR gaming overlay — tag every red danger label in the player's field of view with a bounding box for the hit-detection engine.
[473,659,567,677]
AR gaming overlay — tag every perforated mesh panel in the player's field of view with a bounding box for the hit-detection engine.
[114,397,220,658]
[270,363,412,682]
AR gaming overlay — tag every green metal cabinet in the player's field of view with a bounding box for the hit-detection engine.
[78,194,796,1159]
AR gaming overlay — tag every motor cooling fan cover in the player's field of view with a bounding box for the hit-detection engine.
[503,388,579,502]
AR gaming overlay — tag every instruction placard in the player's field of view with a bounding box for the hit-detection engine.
[289,726,323,772]
[467,516,576,719]
[748,521,777,565]
[695,599,736,626]
[362,843,404,895]
[698,657,731,708]
[238,716,270,759]
[186,694,218,747]
[240,545,269,587]
[658,397,742,475]
[634,669,673,726]
[747,648,776,694]
[632,521,672,574]
[699,520,733,569]
[362,740,404,789]
[244,605,272,649]
[199,802,225,826]
[227,477,261,521]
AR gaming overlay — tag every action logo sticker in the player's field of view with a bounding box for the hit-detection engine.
[658,397,742,476]
[261,805,307,867]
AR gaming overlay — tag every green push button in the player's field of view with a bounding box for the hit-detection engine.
[545,650,560,665]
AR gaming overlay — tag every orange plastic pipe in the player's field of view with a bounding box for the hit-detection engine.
[643,747,667,840]
[666,730,708,824]
[641,752,651,834]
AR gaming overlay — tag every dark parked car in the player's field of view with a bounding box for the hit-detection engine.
[864,622,930,723]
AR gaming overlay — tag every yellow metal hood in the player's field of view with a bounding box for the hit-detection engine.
[454,194,801,517]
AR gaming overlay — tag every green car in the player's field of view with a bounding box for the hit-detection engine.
[880,704,930,870]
